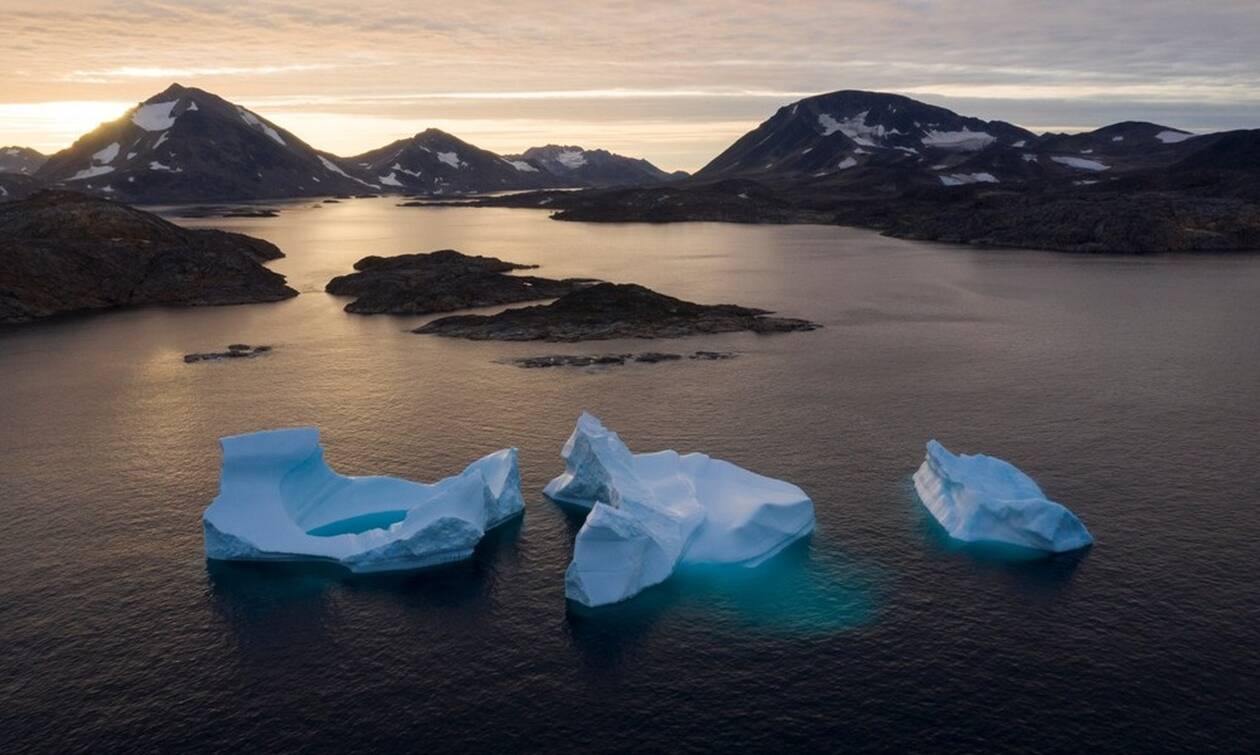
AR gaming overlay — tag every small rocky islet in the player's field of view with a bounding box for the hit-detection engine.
[413,282,820,341]
[183,344,273,363]
[324,249,597,314]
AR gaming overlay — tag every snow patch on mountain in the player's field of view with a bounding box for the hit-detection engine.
[837,156,858,170]
[817,111,900,147]
[236,107,286,146]
[922,128,996,151]
[317,155,351,178]
[68,165,115,181]
[939,172,999,186]
[378,172,403,187]
[91,143,120,165]
[555,150,588,169]
[437,151,465,169]
[509,160,537,172]
[1156,130,1193,144]
[131,100,180,131]
[1051,156,1109,171]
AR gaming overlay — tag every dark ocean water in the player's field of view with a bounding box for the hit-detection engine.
[2,200,1258,753]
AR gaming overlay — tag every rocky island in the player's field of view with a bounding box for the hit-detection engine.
[414,282,818,341]
[324,249,595,314]
[0,191,296,323]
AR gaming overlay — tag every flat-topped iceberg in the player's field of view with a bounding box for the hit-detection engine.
[913,440,1092,553]
[545,413,815,606]
[203,428,524,572]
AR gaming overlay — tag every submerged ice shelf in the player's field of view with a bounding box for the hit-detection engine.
[545,413,816,607]
[203,428,524,572]
[913,440,1093,553]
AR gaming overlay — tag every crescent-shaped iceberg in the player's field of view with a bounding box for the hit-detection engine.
[203,428,524,572]
[545,413,816,606]
[913,440,1093,553]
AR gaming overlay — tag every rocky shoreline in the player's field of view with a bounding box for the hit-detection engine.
[466,177,1260,254]
[0,192,296,324]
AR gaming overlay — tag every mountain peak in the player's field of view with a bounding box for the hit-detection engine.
[697,88,1034,180]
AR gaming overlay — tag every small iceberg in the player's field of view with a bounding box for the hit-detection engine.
[545,413,816,607]
[913,440,1092,553]
[203,428,524,572]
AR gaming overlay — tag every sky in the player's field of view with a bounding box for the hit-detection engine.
[2,0,1259,172]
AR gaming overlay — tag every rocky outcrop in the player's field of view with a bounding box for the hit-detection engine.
[414,282,819,341]
[0,191,296,323]
[324,249,595,314]
[183,344,273,363]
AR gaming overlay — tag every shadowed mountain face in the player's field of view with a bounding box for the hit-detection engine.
[505,145,682,188]
[33,84,373,202]
[0,147,46,175]
[0,191,295,323]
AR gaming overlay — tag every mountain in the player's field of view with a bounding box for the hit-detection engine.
[34,84,374,202]
[0,191,296,323]
[505,145,681,187]
[0,147,46,175]
[696,90,1034,183]
[346,129,555,195]
[692,90,1226,192]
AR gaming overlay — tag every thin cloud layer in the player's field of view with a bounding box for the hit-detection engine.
[2,0,1258,170]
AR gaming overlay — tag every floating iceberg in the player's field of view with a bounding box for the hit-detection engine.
[203,428,524,572]
[913,440,1093,553]
[545,413,816,606]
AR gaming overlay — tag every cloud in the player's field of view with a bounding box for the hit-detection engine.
[0,0,1257,169]
[62,64,344,83]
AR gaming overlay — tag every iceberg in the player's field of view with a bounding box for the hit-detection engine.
[913,440,1093,553]
[203,428,524,572]
[545,413,816,606]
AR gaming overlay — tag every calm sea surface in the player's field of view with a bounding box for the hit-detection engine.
[2,199,1258,752]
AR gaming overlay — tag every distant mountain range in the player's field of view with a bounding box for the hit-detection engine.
[6,85,1260,252]
[474,90,1260,253]
[7,84,681,203]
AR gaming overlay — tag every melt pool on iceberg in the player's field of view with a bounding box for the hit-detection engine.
[544,412,816,607]
[913,439,1093,553]
[203,427,524,572]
